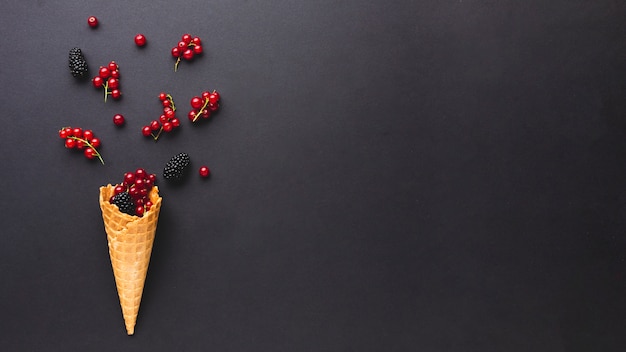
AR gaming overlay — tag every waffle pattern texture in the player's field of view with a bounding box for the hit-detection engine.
[99,184,162,335]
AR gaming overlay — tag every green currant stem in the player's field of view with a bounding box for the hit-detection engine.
[174,57,181,72]
[167,94,176,111]
[151,127,163,142]
[103,81,109,102]
[69,136,104,164]
[193,97,211,122]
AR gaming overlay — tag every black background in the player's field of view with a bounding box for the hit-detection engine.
[1,0,626,351]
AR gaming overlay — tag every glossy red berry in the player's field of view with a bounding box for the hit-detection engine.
[159,92,167,101]
[114,185,126,195]
[199,166,210,178]
[193,45,203,55]
[192,37,202,46]
[181,33,192,44]
[65,138,76,149]
[108,61,118,72]
[83,130,94,140]
[90,138,101,148]
[163,122,173,132]
[135,168,147,180]
[190,96,203,109]
[134,34,146,47]
[92,76,103,88]
[150,120,160,131]
[142,126,152,137]
[87,16,98,28]
[113,114,125,126]
[99,67,110,79]
[208,93,219,104]
[135,206,145,217]
[182,49,194,61]
[84,147,96,159]
[171,47,181,58]
[110,89,121,99]
[72,127,83,138]
[108,77,119,89]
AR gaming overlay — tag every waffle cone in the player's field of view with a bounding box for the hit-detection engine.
[99,184,162,335]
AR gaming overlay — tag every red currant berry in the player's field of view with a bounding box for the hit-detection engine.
[135,178,145,189]
[65,138,76,149]
[108,77,119,89]
[211,91,221,101]
[192,37,202,46]
[135,206,145,217]
[90,138,101,148]
[209,102,219,111]
[165,109,175,119]
[150,120,160,131]
[208,93,219,104]
[83,130,94,140]
[201,109,211,119]
[182,48,194,61]
[124,172,136,186]
[129,186,140,197]
[177,41,187,50]
[193,45,203,55]
[188,110,198,122]
[171,47,181,58]
[148,173,157,183]
[171,118,180,127]
[134,34,146,47]
[87,16,98,28]
[158,92,167,101]
[163,122,173,132]
[135,168,147,180]
[114,185,126,195]
[110,70,120,79]
[99,66,110,79]
[72,127,83,138]
[76,139,85,149]
[143,178,153,189]
[59,128,68,139]
[201,91,211,100]
[108,61,118,72]
[199,166,210,178]
[145,200,153,210]
[162,99,171,108]
[113,114,125,126]
[64,127,73,137]
[190,96,203,109]
[92,76,103,88]
[111,89,121,99]
[181,33,192,44]
[159,114,168,124]
[142,126,152,137]
[84,147,96,159]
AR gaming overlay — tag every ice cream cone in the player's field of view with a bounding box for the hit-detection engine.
[99,184,162,335]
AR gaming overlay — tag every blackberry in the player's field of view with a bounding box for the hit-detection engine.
[110,191,135,216]
[163,152,191,181]
[69,47,88,78]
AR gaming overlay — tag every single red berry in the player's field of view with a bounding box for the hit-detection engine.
[65,138,76,149]
[177,41,187,50]
[129,186,140,198]
[193,45,203,55]
[135,205,145,217]
[135,178,145,190]
[145,200,153,211]
[148,173,157,183]
[111,89,121,99]
[159,114,168,124]
[84,147,96,159]
[108,77,119,89]
[188,110,198,122]
[99,66,110,79]
[114,185,126,195]
[162,99,171,108]
[142,126,152,137]
[163,122,173,132]
[165,109,175,119]
[64,127,73,137]
[59,129,68,139]
[181,33,192,44]
[113,114,125,126]
[209,102,219,111]
[92,76,103,88]
[199,166,210,178]
[190,96,203,109]
[201,109,211,119]
[192,37,202,46]
[211,91,221,101]
[171,47,181,58]
[158,92,167,101]
[72,127,83,138]
[110,70,120,79]
[90,138,101,148]
[182,48,194,61]
[135,168,147,180]
[83,130,94,140]
[108,61,118,72]
[87,16,98,28]
[124,172,136,186]
[134,34,146,47]
[171,118,180,127]
[76,139,85,149]
[150,120,160,131]
[208,93,219,104]
[201,91,211,100]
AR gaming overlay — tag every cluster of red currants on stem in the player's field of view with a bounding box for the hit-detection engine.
[59,126,104,164]
[171,34,203,71]
[188,90,221,122]
[111,169,157,217]
[142,93,181,141]
[92,61,121,102]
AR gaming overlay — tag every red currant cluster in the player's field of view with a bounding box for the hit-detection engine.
[188,90,221,122]
[111,169,157,217]
[59,126,104,164]
[142,93,181,141]
[92,61,121,102]
[171,34,203,71]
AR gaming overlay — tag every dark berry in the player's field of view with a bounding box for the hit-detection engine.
[69,47,88,78]
[163,152,190,181]
[110,191,135,216]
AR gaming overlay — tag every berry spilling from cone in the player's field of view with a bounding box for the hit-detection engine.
[109,169,157,217]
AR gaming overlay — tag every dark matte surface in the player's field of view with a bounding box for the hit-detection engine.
[1,1,626,350]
